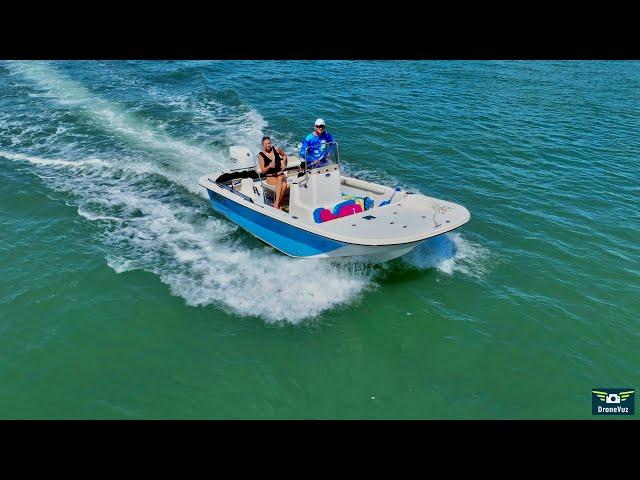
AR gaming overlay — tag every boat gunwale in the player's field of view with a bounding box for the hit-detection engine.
[198,172,470,247]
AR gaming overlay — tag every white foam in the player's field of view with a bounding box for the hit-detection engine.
[402,232,489,278]
[91,181,374,323]
[77,205,123,222]
[157,91,268,150]
[0,150,105,168]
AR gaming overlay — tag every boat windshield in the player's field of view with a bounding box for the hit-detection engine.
[303,141,339,170]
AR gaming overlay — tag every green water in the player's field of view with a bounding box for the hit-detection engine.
[0,61,638,418]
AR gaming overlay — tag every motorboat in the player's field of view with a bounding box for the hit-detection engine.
[198,142,470,263]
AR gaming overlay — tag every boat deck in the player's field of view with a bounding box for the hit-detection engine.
[313,194,470,245]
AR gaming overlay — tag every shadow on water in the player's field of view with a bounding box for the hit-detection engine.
[376,264,435,286]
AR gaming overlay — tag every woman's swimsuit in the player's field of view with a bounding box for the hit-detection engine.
[259,150,283,177]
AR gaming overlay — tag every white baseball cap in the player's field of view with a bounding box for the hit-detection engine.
[314,118,326,126]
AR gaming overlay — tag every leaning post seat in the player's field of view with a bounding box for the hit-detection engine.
[239,178,255,196]
[285,155,302,169]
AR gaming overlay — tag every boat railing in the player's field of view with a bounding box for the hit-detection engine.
[297,156,310,187]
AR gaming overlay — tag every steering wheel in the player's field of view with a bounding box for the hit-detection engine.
[308,155,328,169]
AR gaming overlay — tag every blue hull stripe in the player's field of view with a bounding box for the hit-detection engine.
[207,189,344,257]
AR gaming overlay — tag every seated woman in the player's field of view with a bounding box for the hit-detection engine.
[258,136,288,210]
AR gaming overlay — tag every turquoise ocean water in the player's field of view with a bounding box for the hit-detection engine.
[0,61,638,418]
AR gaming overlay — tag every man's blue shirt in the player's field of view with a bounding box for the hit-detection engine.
[299,131,334,162]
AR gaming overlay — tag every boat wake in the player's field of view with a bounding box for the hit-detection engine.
[2,61,487,323]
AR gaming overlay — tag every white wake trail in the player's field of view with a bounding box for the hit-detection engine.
[1,63,380,323]
[6,61,229,195]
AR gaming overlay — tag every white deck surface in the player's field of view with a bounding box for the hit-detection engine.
[314,194,470,245]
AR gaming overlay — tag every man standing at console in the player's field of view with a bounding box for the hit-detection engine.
[299,118,334,167]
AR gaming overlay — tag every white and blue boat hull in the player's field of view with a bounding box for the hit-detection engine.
[205,188,423,262]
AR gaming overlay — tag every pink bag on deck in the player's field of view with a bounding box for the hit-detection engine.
[335,203,363,218]
[320,209,336,222]
[313,199,363,223]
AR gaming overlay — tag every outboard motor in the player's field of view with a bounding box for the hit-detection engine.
[229,146,254,170]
